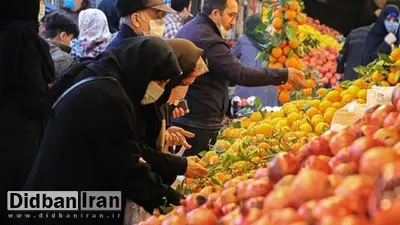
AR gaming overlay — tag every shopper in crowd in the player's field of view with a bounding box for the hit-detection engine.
[358,0,386,28]
[174,0,305,156]
[338,24,374,80]
[98,0,120,33]
[44,11,79,78]
[0,0,55,221]
[70,8,112,60]
[163,0,192,39]
[61,0,91,23]
[362,4,400,65]
[231,14,278,107]
[24,38,188,225]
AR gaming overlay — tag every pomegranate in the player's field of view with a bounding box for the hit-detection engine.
[333,162,358,176]
[161,213,186,225]
[269,208,303,224]
[328,174,344,189]
[302,155,332,174]
[312,196,354,219]
[237,178,272,200]
[391,83,400,106]
[349,137,383,163]
[290,169,332,207]
[384,112,399,128]
[220,187,237,206]
[329,147,350,170]
[322,130,338,142]
[233,207,262,225]
[223,178,242,189]
[359,147,400,177]
[244,197,264,209]
[373,199,400,225]
[297,200,318,224]
[275,174,296,188]
[263,186,293,210]
[370,105,395,127]
[296,145,311,163]
[329,130,358,155]
[181,193,207,212]
[254,168,268,179]
[186,208,217,225]
[360,125,380,137]
[373,127,400,146]
[307,136,332,156]
[267,152,300,183]
[221,203,237,216]
[335,175,375,198]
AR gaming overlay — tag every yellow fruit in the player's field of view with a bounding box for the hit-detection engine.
[289,1,300,11]
[289,40,300,49]
[358,99,366,104]
[276,120,288,129]
[390,48,400,61]
[341,94,355,105]
[287,107,299,114]
[254,123,273,137]
[204,151,218,164]
[315,122,330,135]
[240,117,251,128]
[287,112,300,125]
[310,99,321,108]
[372,71,384,82]
[388,72,399,85]
[347,85,360,96]
[354,79,367,89]
[332,102,343,109]
[323,110,334,124]
[285,10,297,20]
[300,123,313,132]
[380,80,391,86]
[291,120,302,131]
[311,115,324,128]
[250,112,263,122]
[272,111,284,118]
[273,17,283,30]
[273,9,283,18]
[325,107,337,113]
[357,89,367,100]
[306,107,319,119]
[319,101,332,113]
[340,90,349,98]
[316,88,329,97]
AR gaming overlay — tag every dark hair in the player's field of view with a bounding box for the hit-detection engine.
[202,0,228,15]
[44,11,79,39]
[171,0,192,12]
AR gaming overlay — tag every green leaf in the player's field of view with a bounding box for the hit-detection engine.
[198,151,208,158]
[266,8,273,20]
[378,53,394,64]
[353,66,369,75]
[255,51,266,61]
[285,26,297,41]
[395,71,400,83]
[271,34,281,47]
[232,121,241,128]
[254,96,263,111]
[287,49,294,58]
[279,0,288,6]
[372,64,385,73]
[211,177,222,186]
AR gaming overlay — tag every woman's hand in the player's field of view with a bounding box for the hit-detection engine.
[165,126,195,149]
[184,156,208,178]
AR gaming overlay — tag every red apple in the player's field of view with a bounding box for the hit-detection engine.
[384,112,399,128]
[373,127,400,146]
[268,152,300,183]
[349,136,383,163]
[359,147,400,177]
[303,155,332,174]
[370,105,395,127]
[329,130,358,155]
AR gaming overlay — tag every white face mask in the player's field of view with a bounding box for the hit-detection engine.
[139,16,166,38]
[141,81,165,105]
[218,12,229,37]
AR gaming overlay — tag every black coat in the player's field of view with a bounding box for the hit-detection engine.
[98,0,120,33]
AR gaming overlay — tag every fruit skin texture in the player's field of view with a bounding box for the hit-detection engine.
[329,130,358,155]
[263,185,293,210]
[297,200,318,224]
[290,169,332,207]
[383,112,399,128]
[373,127,400,147]
[302,155,332,174]
[359,147,400,177]
[349,137,383,164]
[329,147,350,170]
[312,196,353,220]
[306,136,332,156]
[269,208,304,224]
[370,105,395,127]
[267,152,300,183]
[186,208,217,225]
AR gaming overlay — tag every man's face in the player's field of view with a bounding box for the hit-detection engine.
[220,0,238,31]
[58,32,75,46]
[131,8,165,34]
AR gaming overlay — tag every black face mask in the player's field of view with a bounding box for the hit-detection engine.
[154,76,183,105]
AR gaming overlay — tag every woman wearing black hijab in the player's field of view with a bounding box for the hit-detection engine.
[24,37,184,225]
[0,0,55,220]
[362,4,400,65]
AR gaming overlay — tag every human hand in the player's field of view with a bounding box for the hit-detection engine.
[165,126,195,149]
[385,33,397,45]
[171,107,188,119]
[184,157,208,178]
[287,68,306,88]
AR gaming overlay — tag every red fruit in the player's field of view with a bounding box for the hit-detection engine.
[267,152,300,183]
[373,199,400,225]
[290,169,332,207]
[220,203,237,216]
[370,105,395,127]
[296,145,311,163]
[319,215,372,225]
[302,155,332,174]
[263,186,292,210]
[333,162,358,176]
[360,125,380,137]
[349,136,383,163]
[384,112,399,128]
[312,196,353,220]
[223,178,241,189]
[275,174,296,188]
[220,187,237,206]
[250,215,271,225]
[329,130,358,155]
[328,174,344,189]
[297,200,318,224]
[182,194,207,212]
[329,147,350,170]
[392,115,400,132]
[321,130,337,142]
[237,178,273,200]
[359,147,400,177]
[234,207,262,225]
[373,127,400,146]
[391,83,400,106]
[254,168,269,179]
[307,136,332,156]
[269,208,303,224]
[186,208,217,225]
[161,213,186,225]
[335,175,374,197]
[393,142,400,154]
[376,162,400,193]
[244,197,264,209]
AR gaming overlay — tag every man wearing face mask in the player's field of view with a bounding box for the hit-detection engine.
[163,0,192,39]
[174,0,306,156]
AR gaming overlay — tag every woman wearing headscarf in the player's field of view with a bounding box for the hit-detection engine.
[0,0,55,220]
[362,4,400,65]
[24,37,184,225]
[231,15,278,107]
[70,8,112,60]
[62,0,91,24]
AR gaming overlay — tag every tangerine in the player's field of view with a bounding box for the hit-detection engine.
[306,107,319,118]
[271,47,283,58]
[278,55,287,64]
[390,48,400,61]
[323,111,334,124]
[285,10,297,20]
[304,79,315,88]
[278,90,291,103]
[289,39,299,49]
[303,88,312,97]
[388,72,399,85]
[269,55,278,63]
[288,1,300,11]
[250,111,263,122]
[296,13,306,25]
[326,90,341,102]
[357,89,367,99]
[287,112,300,125]
[273,17,283,30]
[279,40,287,48]
[319,100,332,113]
[316,88,329,97]
[273,10,283,18]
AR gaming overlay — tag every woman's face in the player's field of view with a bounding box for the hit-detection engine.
[387,16,399,22]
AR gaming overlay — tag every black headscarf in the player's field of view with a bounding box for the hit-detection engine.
[245,15,268,50]
[362,4,400,64]
[86,36,182,104]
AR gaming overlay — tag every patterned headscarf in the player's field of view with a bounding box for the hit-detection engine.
[78,8,111,43]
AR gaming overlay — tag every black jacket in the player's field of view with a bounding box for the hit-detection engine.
[98,0,119,33]
[174,13,288,130]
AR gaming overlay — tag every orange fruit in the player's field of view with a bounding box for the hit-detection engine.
[285,57,298,68]
[296,13,307,25]
[281,83,294,90]
[371,71,384,82]
[380,80,391,86]
[285,10,297,21]
[283,46,291,55]
[289,1,300,11]
[269,55,278,63]
[250,111,263,122]
[390,48,400,61]
[354,79,367,89]
[306,107,319,119]
[303,88,312,97]
[292,53,299,60]
[272,47,283,58]
[271,62,284,68]
[316,88,328,97]
[278,55,287,64]
[332,102,343,109]
[388,72,399,85]
[289,39,299,49]
[204,151,218,164]
[278,90,291,103]
[323,111,334,124]
[273,10,283,18]
[287,20,299,31]
[254,123,273,137]
[279,40,287,48]
[304,79,315,88]
[273,17,283,30]
[341,94,354,105]
[319,100,332,113]
[326,90,341,103]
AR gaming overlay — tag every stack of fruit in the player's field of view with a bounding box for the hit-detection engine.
[298,24,342,51]
[139,85,400,225]
[302,47,341,87]
[306,17,342,41]
[355,48,400,87]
